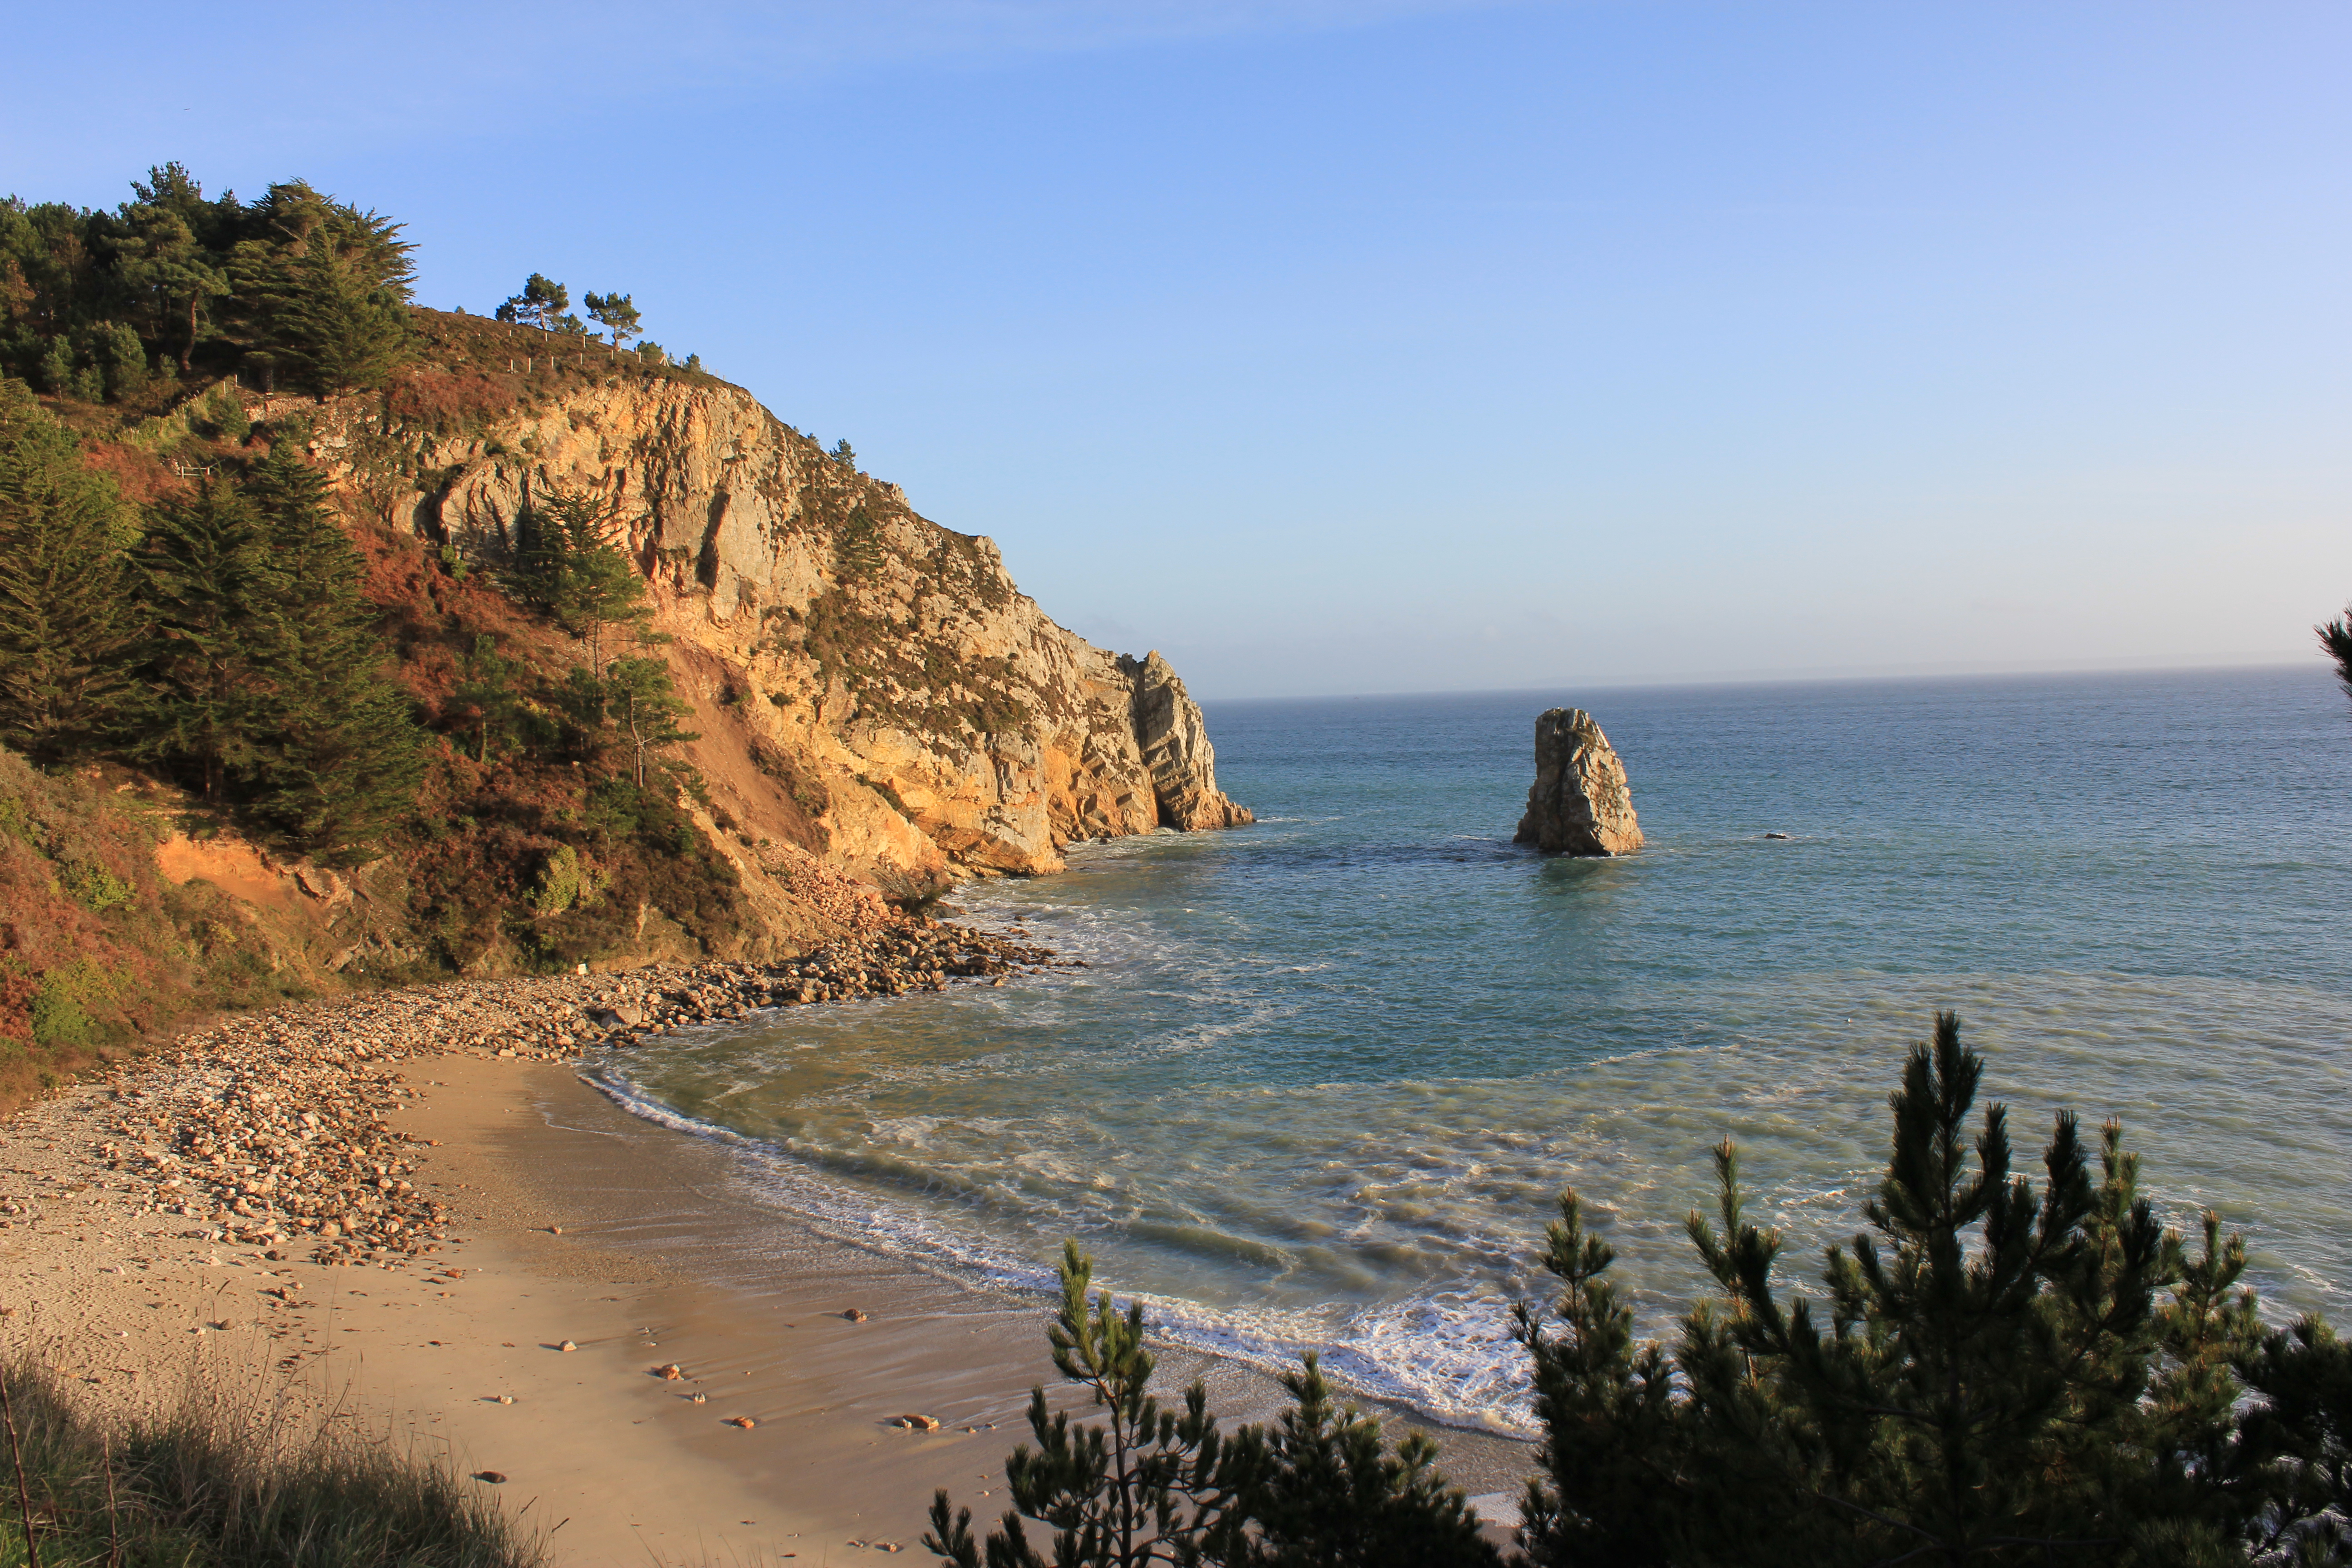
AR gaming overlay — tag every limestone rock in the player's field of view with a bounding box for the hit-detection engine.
[1121,652,1254,831]
[300,328,1254,956]
[1514,709,1642,856]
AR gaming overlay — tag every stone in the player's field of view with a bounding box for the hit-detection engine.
[841,1307,867,1322]
[893,1413,941,1431]
[726,1416,756,1429]
[657,1363,684,1380]
[1514,709,1643,857]
[1121,652,1254,831]
[472,1470,507,1484]
[291,864,351,906]
[557,1339,577,1352]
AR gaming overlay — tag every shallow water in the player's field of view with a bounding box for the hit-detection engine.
[589,666,2352,1429]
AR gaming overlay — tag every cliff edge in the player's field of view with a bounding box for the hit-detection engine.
[304,314,1247,943]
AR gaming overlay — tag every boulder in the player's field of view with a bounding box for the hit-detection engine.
[1121,652,1254,831]
[1514,709,1642,856]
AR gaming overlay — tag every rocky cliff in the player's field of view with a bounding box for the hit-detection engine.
[304,316,1248,949]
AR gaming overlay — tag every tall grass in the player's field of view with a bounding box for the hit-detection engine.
[0,1362,541,1568]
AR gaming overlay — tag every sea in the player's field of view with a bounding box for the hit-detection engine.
[587,666,2352,1432]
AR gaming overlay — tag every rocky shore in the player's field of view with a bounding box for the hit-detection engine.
[24,917,1064,1275]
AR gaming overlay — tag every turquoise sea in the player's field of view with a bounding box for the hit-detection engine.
[589,666,2352,1430]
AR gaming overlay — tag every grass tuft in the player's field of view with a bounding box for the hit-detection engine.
[0,1361,541,1568]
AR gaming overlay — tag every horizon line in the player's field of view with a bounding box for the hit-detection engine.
[1193,652,2324,707]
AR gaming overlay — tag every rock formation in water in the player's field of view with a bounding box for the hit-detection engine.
[1514,708,1642,856]
[1122,652,1254,831]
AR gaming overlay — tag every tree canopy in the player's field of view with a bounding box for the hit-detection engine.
[0,166,417,401]
[494,273,568,331]
[583,290,641,350]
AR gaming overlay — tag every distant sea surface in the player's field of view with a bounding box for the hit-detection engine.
[590,667,2352,1430]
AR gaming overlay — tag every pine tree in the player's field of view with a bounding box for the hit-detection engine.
[1513,1189,1688,1567]
[2232,1315,2352,1562]
[2320,607,2352,708]
[1510,1015,2343,1567]
[1228,1355,1498,1567]
[272,243,412,397]
[137,481,271,799]
[105,204,228,375]
[234,442,422,858]
[509,485,652,671]
[0,378,138,760]
[1686,1018,2179,1562]
[450,634,530,762]
[583,290,641,353]
[495,274,568,332]
[603,654,696,787]
[230,182,416,399]
[925,1242,1246,1568]
[925,1245,1495,1568]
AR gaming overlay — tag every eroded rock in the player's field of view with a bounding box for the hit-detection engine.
[1122,652,1254,831]
[1514,708,1642,857]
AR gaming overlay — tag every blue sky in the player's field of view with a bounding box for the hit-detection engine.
[9,2,2349,698]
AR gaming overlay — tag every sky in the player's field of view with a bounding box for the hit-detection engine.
[7,1,2350,699]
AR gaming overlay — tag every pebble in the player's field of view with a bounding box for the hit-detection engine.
[472,1471,507,1484]
[841,1308,867,1322]
[30,915,1060,1282]
[726,1416,756,1429]
[892,1414,941,1431]
[558,1340,577,1352]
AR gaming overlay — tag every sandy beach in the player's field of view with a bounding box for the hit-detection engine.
[0,985,1532,1566]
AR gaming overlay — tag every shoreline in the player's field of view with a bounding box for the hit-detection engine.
[0,930,1533,1563]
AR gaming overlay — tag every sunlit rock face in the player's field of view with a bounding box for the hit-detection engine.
[1514,708,1642,857]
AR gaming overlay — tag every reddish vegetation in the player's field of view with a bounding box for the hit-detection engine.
[348,523,559,716]
[0,774,170,1042]
[0,757,334,1113]
[386,366,522,431]
[338,519,746,973]
[78,441,186,506]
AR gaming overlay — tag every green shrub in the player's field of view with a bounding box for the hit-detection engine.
[27,961,110,1048]
[529,843,581,916]
[56,860,132,912]
[199,382,250,443]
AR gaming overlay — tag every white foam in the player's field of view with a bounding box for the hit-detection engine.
[581,1062,1546,1431]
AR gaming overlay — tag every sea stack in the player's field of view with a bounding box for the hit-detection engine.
[1514,708,1642,856]
[1122,652,1255,830]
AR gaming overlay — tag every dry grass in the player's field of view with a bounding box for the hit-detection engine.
[0,1360,542,1568]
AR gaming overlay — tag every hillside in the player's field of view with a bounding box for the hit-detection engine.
[346,309,1250,894]
[0,221,1251,1079]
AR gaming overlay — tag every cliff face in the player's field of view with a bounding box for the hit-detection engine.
[311,344,1248,933]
